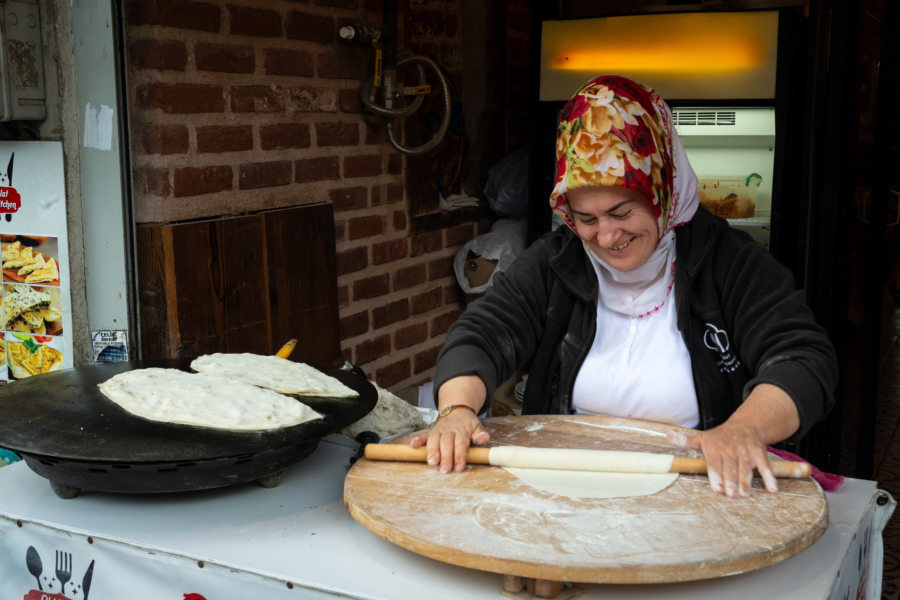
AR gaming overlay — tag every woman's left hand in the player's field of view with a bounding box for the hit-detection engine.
[668,383,801,497]
[669,423,777,497]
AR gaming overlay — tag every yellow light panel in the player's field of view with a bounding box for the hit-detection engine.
[541,12,778,101]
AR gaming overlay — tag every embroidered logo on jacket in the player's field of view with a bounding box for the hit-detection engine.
[703,323,742,373]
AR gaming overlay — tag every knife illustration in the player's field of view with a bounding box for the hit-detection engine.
[82,559,94,600]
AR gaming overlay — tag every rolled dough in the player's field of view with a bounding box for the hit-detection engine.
[503,467,679,499]
[489,446,679,499]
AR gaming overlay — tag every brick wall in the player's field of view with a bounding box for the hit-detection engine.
[123,0,528,390]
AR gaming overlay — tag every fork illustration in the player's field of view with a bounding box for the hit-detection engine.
[55,550,71,595]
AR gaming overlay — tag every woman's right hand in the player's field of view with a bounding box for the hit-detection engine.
[409,375,490,473]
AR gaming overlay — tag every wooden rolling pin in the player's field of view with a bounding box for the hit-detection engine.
[364,444,812,479]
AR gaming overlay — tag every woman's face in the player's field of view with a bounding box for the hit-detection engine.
[567,186,660,271]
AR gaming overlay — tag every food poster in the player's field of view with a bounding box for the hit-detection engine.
[0,142,71,383]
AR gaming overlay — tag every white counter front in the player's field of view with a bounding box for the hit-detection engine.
[0,435,894,600]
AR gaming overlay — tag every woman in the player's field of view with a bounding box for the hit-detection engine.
[411,75,837,498]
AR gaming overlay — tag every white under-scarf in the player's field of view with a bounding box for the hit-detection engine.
[590,130,699,317]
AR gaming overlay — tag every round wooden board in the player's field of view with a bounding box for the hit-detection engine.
[343,415,828,585]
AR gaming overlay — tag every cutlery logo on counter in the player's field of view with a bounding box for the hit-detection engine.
[702,323,742,374]
[22,545,94,600]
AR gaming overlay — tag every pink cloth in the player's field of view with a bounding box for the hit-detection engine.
[767,447,844,491]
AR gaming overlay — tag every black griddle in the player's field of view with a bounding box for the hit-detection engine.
[0,360,377,498]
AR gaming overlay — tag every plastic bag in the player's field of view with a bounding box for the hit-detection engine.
[454,219,527,295]
[484,146,530,219]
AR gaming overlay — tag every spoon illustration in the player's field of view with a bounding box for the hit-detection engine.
[25,546,42,590]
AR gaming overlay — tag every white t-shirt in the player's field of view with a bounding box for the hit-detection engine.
[572,274,700,428]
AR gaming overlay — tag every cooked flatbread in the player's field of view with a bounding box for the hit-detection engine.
[25,258,59,283]
[17,253,45,276]
[1,240,20,262]
[3,286,51,328]
[98,368,323,431]
[4,246,34,269]
[191,353,359,398]
[7,341,63,378]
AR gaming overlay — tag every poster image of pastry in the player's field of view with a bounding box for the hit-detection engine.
[0,333,6,383]
[6,333,63,380]
[0,235,60,286]
[2,283,63,335]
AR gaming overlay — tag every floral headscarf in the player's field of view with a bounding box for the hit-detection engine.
[549,75,696,241]
[549,75,699,318]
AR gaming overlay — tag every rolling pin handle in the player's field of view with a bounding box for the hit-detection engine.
[670,456,812,479]
[363,443,492,465]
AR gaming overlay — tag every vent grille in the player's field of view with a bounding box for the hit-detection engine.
[673,110,737,127]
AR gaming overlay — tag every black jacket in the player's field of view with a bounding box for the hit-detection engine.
[435,207,837,440]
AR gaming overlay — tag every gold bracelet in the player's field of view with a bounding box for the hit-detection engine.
[434,404,477,423]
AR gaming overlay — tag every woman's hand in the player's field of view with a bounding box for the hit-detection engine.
[668,383,800,497]
[409,375,490,473]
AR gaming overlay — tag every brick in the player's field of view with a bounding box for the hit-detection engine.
[387,154,402,175]
[136,83,224,113]
[228,5,282,37]
[134,167,170,197]
[231,85,285,113]
[289,86,338,112]
[372,238,408,265]
[394,322,427,349]
[285,11,334,43]
[375,359,411,387]
[174,165,232,197]
[427,256,452,280]
[196,125,253,153]
[430,309,459,337]
[125,0,220,32]
[393,264,426,290]
[364,120,387,145]
[337,246,368,275]
[265,49,315,77]
[141,124,188,155]
[373,299,409,329]
[443,283,460,305]
[386,182,403,203]
[239,160,292,190]
[353,273,390,300]
[393,209,407,232]
[411,231,442,256]
[339,310,368,339]
[338,284,349,306]
[445,223,475,247]
[414,345,441,374]
[329,186,367,212]
[411,286,442,314]
[338,88,361,113]
[315,122,359,146]
[355,334,390,364]
[260,123,311,149]
[343,154,382,178]
[317,52,366,80]
[334,220,345,243]
[348,215,383,240]
[295,157,339,183]
[195,42,254,73]
[128,39,187,71]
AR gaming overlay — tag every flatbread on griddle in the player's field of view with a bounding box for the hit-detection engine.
[191,353,359,398]
[98,368,323,431]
